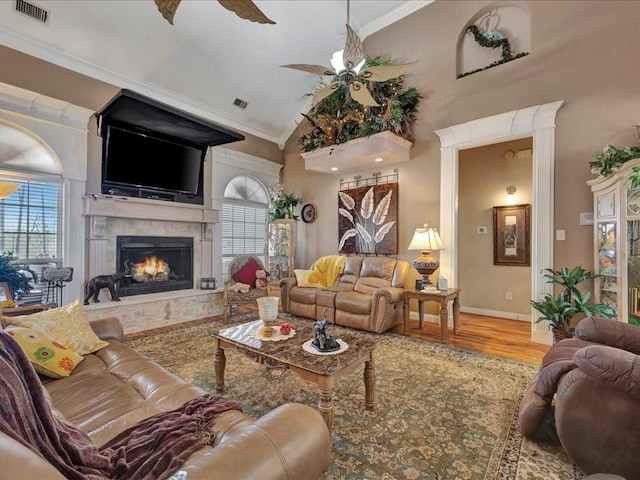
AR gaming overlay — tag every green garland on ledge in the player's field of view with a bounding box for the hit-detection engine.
[457,25,529,79]
[299,57,422,153]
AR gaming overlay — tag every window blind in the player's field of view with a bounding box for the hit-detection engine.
[0,177,61,261]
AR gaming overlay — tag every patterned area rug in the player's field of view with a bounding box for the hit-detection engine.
[127,313,581,480]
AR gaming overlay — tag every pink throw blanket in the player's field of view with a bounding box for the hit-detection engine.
[0,330,241,479]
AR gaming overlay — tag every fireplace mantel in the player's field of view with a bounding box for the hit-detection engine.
[83,195,218,223]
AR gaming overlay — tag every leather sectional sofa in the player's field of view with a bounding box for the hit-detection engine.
[0,316,331,480]
[518,316,640,479]
[281,255,410,334]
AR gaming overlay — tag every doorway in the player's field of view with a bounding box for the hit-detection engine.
[435,101,564,344]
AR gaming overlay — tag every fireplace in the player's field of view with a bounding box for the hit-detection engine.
[116,236,193,297]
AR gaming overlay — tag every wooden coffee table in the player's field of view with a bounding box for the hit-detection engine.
[212,317,376,435]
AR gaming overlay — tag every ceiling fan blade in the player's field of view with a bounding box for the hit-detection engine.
[281,64,336,76]
[343,24,364,70]
[313,82,342,106]
[217,0,276,24]
[154,0,181,25]
[359,62,416,82]
[350,82,379,107]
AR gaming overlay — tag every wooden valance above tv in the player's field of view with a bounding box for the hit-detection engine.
[96,89,244,148]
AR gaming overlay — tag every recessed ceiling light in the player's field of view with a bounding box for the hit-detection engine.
[374,157,383,162]
[330,167,338,171]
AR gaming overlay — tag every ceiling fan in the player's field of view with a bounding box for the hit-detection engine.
[154,0,275,25]
[281,2,413,107]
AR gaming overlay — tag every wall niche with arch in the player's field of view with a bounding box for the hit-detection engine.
[457,1,531,79]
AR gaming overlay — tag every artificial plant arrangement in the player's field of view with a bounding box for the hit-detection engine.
[589,144,640,187]
[530,266,615,343]
[457,24,529,79]
[299,56,422,153]
[267,182,302,221]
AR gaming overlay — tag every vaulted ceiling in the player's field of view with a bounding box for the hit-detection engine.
[0,0,433,147]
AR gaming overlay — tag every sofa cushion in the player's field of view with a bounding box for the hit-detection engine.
[233,258,262,287]
[4,326,83,379]
[290,285,318,305]
[335,291,373,315]
[354,276,392,295]
[3,299,109,355]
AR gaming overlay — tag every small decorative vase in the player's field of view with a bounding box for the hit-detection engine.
[257,296,280,325]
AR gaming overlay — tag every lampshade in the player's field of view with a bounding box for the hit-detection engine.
[408,224,443,254]
[0,181,19,199]
[408,224,443,285]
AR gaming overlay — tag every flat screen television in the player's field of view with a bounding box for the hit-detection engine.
[101,125,205,204]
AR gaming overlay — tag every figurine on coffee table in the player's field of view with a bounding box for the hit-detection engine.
[312,309,340,352]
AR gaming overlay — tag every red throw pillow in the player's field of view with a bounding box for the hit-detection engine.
[233,258,262,287]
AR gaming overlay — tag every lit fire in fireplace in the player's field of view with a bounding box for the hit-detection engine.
[130,256,171,282]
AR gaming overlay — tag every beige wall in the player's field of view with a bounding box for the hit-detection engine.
[283,0,640,301]
[459,138,533,317]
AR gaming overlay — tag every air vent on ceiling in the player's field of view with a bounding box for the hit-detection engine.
[14,0,49,24]
[233,98,248,109]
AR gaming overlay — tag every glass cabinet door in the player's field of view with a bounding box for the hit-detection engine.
[628,220,640,325]
[597,221,618,319]
[267,220,295,282]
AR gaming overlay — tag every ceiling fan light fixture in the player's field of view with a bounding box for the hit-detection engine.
[330,50,365,75]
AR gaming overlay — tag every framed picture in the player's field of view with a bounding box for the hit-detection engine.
[493,204,531,266]
[0,281,15,308]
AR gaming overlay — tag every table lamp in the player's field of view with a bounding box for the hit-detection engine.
[0,181,19,199]
[408,223,443,285]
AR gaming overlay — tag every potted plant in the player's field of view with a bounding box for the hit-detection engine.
[531,266,615,343]
[0,251,32,302]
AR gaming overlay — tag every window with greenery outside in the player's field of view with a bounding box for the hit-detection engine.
[299,57,422,153]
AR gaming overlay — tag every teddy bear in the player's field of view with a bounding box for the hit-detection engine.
[255,269,268,289]
[229,282,250,294]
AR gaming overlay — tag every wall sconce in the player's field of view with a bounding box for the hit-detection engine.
[408,223,444,285]
[506,186,516,204]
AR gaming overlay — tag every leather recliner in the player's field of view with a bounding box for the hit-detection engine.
[518,317,640,479]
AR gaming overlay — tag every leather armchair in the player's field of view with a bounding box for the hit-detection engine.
[519,317,640,479]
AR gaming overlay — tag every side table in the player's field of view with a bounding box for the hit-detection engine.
[403,288,461,341]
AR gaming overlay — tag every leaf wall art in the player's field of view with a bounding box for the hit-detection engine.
[338,183,398,254]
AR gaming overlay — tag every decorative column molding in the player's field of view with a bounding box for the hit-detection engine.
[63,179,86,301]
[436,100,564,345]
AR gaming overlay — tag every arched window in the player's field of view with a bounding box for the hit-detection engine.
[0,123,62,262]
[221,175,269,281]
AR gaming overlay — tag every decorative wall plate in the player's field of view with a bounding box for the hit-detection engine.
[301,203,317,223]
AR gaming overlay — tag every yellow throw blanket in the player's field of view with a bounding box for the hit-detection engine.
[307,255,346,288]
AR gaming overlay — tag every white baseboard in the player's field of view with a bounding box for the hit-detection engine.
[409,306,531,327]
[460,306,531,322]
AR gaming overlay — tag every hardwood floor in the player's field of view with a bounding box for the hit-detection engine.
[389,313,549,364]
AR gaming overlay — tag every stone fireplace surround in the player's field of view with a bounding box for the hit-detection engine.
[83,195,223,333]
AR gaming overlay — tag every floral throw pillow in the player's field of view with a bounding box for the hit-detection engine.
[5,326,83,378]
[3,298,109,355]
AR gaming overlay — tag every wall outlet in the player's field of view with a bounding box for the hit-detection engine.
[477,226,487,234]
[506,291,513,300]
[556,229,566,241]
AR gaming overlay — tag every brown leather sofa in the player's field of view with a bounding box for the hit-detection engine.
[518,317,640,480]
[0,316,331,480]
[281,255,410,333]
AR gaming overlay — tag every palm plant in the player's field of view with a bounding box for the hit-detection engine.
[0,251,31,300]
[531,266,615,341]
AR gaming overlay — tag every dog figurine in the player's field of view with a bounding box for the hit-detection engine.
[84,272,125,305]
